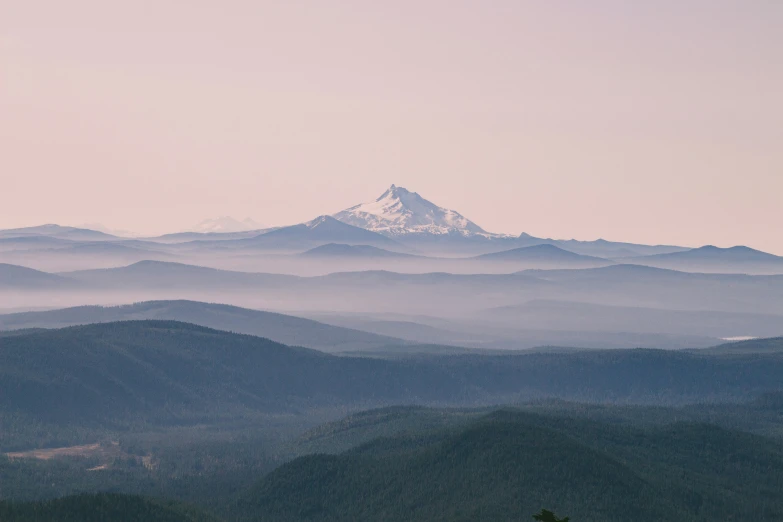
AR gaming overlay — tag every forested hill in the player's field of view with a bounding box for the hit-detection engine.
[237,410,783,522]
[2,321,783,433]
[0,300,407,353]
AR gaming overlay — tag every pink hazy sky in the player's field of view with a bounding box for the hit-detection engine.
[1,1,781,251]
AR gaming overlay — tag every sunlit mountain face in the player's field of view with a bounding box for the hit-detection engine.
[334,185,503,238]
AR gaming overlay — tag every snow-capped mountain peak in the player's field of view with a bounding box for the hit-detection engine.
[333,185,493,237]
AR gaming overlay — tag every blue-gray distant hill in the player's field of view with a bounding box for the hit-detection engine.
[0,224,117,241]
[0,263,77,289]
[515,264,783,315]
[5,261,783,319]
[42,242,175,262]
[148,228,279,243]
[473,244,612,267]
[299,243,418,259]
[62,261,299,290]
[630,245,783,274]
[0,236,76,251]
[307,310,719,351]
[235,216,404,251]
[0,300,407,353]
[481,299,783,339]
[0,241,178,272]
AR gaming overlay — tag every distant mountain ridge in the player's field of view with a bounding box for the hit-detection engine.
[0,263,77,289]
[474,244,611,267]
[0,224,117,241]
[630,245,783,274]
[635,245,783,264]
[2,193,779,264]
[481,299,783,339]
[299,243,417,259]
[0,300,407,353]
[238,216,403,251]
[328,185,699,258]
[61,260,299,289]
[148,229,278,243]
[4,260,783,319]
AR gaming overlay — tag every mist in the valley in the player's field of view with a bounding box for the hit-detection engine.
[2,202,783,522]
[3,232,783,351]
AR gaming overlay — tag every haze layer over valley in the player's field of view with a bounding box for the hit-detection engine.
[2,185,782,522]
[2,185,782,349]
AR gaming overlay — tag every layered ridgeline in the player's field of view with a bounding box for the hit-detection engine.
[626,245,783,274]
[6,295,783,351]
[237,408,783,522]
[0,225,118,242]
[232,215,404,252]
[471,244,611,268]
[331,186,783,272]
[0,263,78,289]
[4,263,783,333]
[12,299,778,354]
[330,185,692,258]
[2,190,781,273]
[2,321,783,436]
[0,300,408,353]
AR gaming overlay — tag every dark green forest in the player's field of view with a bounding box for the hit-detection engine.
[1,321,783,521]
[236,410,783,522]
[3,321,783,426]
[4,409,783,521]
[0,493,215,522]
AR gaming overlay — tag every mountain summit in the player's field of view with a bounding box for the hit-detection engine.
[333,185,494,237]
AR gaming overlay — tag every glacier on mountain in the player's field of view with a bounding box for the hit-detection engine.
[333,185,505,237]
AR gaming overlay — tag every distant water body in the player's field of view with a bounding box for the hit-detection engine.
[721,336,758,341]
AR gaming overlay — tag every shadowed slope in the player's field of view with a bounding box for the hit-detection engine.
[0,300,407,352]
